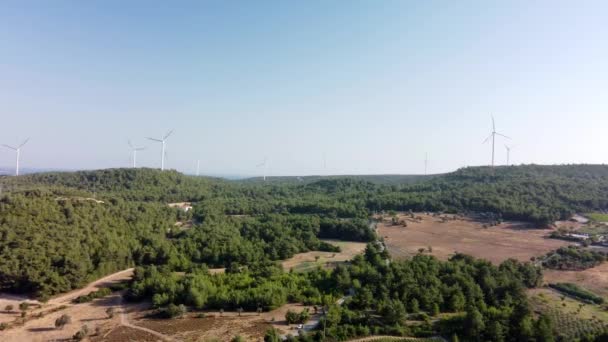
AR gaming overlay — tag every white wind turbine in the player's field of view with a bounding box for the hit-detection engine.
[424,152,428,175]
[505,145,514,165]
[146,130,173,171]
[2,138,29,176]
[257,157,267,181]
[482,116,510,167]
[128,140,146,168]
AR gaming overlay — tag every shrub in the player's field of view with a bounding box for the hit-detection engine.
[72,287,112,303]
[55,314,71,329]
[158,303,187,319]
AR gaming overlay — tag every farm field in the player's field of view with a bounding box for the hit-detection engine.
[543,262,608,298]
[528,288,608,340]
[377,214,571,264]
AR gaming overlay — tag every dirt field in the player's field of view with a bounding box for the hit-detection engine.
[0,293,123,342]
[378,214,571,264]
[282,239,367,272]
[0,269,134,342]
[543,263,608,298]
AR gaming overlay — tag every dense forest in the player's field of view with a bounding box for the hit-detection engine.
[1,165,608,340]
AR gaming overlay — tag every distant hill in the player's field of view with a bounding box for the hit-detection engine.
[239,174,438,185]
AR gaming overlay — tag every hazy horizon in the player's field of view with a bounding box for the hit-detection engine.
[2,1,607,176]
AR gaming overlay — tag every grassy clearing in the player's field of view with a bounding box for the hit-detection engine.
[529,288,608,340]
[585,213,608,223]
[281,240,367,272]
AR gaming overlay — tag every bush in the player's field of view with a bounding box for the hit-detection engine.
[55,314,71,329]
[72,325,89,341]
[285,308,310,324]
[158,303,187,319]
[72,287,112,303]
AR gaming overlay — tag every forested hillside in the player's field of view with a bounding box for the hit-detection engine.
[1,164,608,300]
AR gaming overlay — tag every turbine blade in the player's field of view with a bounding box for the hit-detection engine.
[482,134,492,144]
[495,132,510,139]
[492,115,495,132]
[146,137,162,142]
[2,144,17,150]
[18,138,30,148]
[136,147,146,151]
[128,140,134,148]
[163,129,174,140]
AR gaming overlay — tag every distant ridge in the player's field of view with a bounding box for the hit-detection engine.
[238,174,441,185]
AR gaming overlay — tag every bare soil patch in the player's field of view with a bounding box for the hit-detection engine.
[0,293,122,342]
[378,214,571,264]
[92,325,162,342]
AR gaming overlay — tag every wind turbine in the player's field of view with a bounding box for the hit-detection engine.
[482,116,510,167]
[128,140,146,168]
[2,138,29,176]
[424,153,428,176]
[505,145,514,165]
[146,130,173,171]
[196,160,200,176]
[257,157,267,181]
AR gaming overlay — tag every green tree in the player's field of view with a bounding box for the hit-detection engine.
[264,327,281,342]
[464,306,485,339]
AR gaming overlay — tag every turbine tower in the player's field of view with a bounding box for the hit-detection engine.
[128,140,146,168]
[424,153,428,176]
[257,157,267,181]
[146,130,173,171]
[482,116,510,167]
[2,138,29,176]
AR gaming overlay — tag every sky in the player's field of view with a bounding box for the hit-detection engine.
[1,1,607,177]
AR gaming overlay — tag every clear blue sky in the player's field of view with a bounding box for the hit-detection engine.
[1,1,607,176]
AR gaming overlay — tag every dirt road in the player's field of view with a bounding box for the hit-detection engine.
[49,268,134,305]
